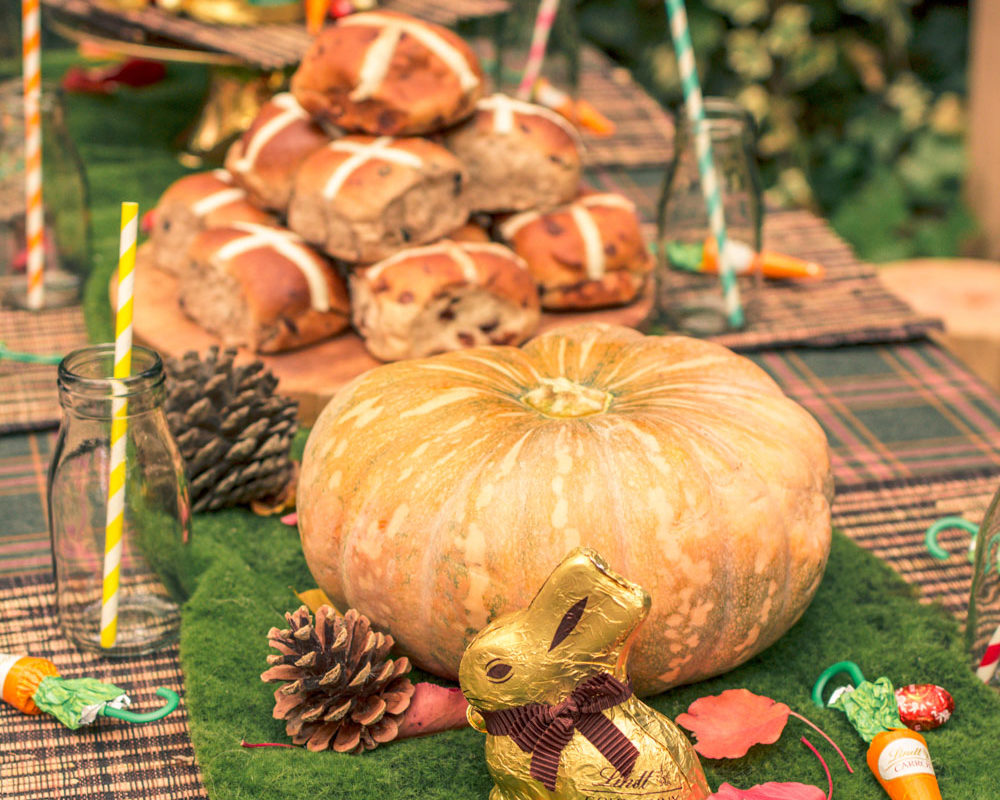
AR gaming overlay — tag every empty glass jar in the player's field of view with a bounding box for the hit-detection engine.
[48,345,190,657]
[0,78,90,309]
[649,97,762,336]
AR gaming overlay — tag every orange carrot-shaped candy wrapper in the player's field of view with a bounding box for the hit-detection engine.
[1,653,60,715]
[663,237,824,280]
[867,728,942,800]
[533,78,617,137]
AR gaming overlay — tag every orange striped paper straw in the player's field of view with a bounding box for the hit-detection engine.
[22,0,44,309]
[100,202,138,649]
[516,0,561,101]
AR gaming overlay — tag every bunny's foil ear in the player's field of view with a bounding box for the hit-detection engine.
[549,597,588,651]
[527,548,650,663]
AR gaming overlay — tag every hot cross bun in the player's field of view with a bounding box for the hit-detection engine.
[350,240,540,361]
[179,222,351,353]
[290,10,484,136]
[443,94,582,213]
[223,92,332,214]
[499,193,653,310]
[287,134,469,264]
[148,170,276,275]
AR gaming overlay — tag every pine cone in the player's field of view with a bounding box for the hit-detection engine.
[261,605,414,753]
[163,347,297,513]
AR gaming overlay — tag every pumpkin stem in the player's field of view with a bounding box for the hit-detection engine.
[519,378,612,418]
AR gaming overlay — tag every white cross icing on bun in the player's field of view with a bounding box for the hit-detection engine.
[190,187,248,217]
[320,136,426,200]
[500,194,635,280]
[365,241,529,284]
[478,94,581,145]
[230,94,310,175]
[216,223,332,312]
[340,12,481,98]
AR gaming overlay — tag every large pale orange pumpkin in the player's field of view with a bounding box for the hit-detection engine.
[298,323,833,695]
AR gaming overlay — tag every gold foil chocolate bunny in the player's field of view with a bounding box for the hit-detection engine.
[459,547,710,800]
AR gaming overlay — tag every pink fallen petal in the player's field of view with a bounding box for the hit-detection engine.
[710,782,826,800]
[396,683,469,739]
[280,512,298,526]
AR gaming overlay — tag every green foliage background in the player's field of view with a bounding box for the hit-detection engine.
[575,0,977,261]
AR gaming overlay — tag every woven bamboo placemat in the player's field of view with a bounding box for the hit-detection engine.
[0,305,87,434]
[574,47,674,169]
[832,471,1000,621]
[587,164,944,350]
[717,211,943,350]
[0,572,207,800]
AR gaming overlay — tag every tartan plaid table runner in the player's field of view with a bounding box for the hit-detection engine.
[750,342,1000,489]
[832,472,1000,622]
[0,305,88,435]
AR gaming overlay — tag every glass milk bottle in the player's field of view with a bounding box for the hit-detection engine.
[48,344,190,657]
[650,97,762,336]
[0,78,90,309]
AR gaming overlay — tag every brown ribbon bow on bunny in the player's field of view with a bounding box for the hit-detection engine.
[481,672,639,791]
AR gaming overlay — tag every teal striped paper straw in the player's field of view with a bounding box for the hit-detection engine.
[663,0,744,328]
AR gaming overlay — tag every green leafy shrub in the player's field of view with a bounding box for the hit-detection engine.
[577,0,978,261]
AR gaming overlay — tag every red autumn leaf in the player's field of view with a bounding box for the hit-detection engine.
[61,59,166,95]
[675,688,790,758]
[710,781,826,799]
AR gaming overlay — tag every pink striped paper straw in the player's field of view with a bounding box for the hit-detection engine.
[516,0,561,101]
[22,0,44,310]
[976,623,1000,683]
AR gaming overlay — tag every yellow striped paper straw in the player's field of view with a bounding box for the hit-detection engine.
[100,202,138,649]
[22,0,44,310]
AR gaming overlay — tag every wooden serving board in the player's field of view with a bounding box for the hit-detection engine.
[131,244,653,425]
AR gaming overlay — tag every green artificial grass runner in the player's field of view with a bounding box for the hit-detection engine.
[167,471,1000,800]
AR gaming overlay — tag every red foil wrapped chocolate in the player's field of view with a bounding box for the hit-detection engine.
[895,683,954,731]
